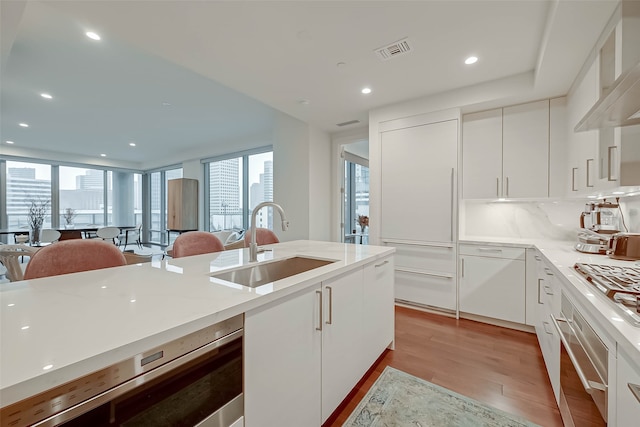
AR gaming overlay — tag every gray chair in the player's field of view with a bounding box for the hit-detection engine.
[96,226,120,244]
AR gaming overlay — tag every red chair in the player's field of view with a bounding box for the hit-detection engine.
[172,231,225,258]
[23,239,127,280]
[244,228,280,247]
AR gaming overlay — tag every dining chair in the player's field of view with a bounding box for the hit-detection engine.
[244,228,280,247]
[123,251,153,265]
[40,229,61,245]
[118,224,143,250]
[96,226,120,244]
[0,244,40,281]
[172,231,225,258]
[23,239,127,280]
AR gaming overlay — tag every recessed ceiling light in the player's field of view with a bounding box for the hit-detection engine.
[6,140,14,144]
[298,99,310,106]
[100,153,106,157]
[129,142,136,147]
[86,31,101,41]
[161,102,171,107]
[361,87,372,94]
[40,93,53,99]
[465,56,478,65]
[19,123,29,127]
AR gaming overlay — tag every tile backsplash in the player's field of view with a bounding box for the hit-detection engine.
[460,195,640,241]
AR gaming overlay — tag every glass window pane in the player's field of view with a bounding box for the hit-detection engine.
[208,158,242,231]
[248,152,273,229]
[6,161,52,230]
[59,166,105,227]
[354,164,369,236]
[107,171,142,227]
[150,172,162,241]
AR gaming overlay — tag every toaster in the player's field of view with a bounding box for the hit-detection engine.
[607,233,640,261]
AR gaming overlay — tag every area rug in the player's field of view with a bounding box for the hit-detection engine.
[342,367,540,427]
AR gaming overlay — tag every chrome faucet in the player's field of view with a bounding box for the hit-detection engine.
[249,202,289,262]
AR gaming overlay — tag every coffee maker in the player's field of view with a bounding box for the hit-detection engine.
[576,201,621,254]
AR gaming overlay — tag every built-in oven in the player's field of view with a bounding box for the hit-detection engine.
[1,314,244,427]
[551,293,608,427]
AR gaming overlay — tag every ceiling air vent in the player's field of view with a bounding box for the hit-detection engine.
[374,37,412,61]
[336,120,361,127]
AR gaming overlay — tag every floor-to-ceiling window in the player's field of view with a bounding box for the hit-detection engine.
[59,166,106,227]
[5,160,52,230]
[148,167,183,245]
[204,148,272,231]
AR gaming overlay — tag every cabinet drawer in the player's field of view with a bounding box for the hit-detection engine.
[459,244,525,260]
[394,269,456,311]
[383,240,456,273]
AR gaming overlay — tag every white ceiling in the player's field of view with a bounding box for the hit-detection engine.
[0,0,618,168]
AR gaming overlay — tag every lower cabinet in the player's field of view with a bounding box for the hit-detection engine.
[533,251,560,403]
[459,245,526,323]
[617,348,640,427]
[244,256,394,427]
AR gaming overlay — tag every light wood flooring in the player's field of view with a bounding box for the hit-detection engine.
[324,306,563,427]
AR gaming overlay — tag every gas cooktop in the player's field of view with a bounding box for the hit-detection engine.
[574,263,640,326]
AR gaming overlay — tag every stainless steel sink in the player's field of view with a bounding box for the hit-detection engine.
[210,256,335,288]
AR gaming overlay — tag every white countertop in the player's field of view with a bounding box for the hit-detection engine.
[461,235,640,362]
[0,240,394,407]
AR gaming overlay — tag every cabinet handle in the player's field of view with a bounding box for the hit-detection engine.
[608,146,617,181]
[543,285,554,296]
[542,321,553,335]
[478,247,502,253]
[544,268,554,276]
[461,258,465,277]
[586,159,594,187]
[572,167,578,192]
[629,383,640,404]
[325,286,333,325]
[375,260,389,268]
[450,168,454,241]
[496,177,500,197]
[537,278,544,304]
[535,255,542,261]
[505,176,509,198]
[315,290,323,331]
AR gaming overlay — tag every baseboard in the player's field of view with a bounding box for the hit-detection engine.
[394,299,457,318]
[460,312,535,333]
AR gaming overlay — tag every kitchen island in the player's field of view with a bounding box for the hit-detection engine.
[0,240,395,426]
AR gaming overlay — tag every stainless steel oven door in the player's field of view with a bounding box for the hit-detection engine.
[551,294,607,427]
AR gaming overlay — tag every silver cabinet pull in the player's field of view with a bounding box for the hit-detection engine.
[537,278,543,304]
[586,159,594,187]
[325,286,333,325]
[572,167,578,192]
[629,383,640,404]
[543,285,554,296]
[496,177,500,197]
[375,260,389,268]
[461,258,465,278]
[542,321,553,335]
[478,247,502,252]
[315,290,323,331]
[450,168,454,242]
[535,255,542,261]
[608,146,617,181]
[544,267,554,276]
[505,176,509,198]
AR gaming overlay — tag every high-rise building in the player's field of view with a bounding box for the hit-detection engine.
[209,158,241,230]
[6,168,51,228]
[76,169,103,190]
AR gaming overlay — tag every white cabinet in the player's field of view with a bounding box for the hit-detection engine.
[321,269,364,422]
[617,348,640,427]
[244,284,322,427]
[533,251,560,403]
[462,100,550,199]
[380,119,457,243]
[362,256,395,369]
[459,244,526,323]
[245,260,394,427]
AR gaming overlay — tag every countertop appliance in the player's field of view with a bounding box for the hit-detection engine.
[576,201,621,254]
[0,314,244,427]
[551,293,608,427]
[574,262,640,326]
[607,232,640,261]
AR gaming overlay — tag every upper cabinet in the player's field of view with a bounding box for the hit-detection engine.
[462,99,553,199]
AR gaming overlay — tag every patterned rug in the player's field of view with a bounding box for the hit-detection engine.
[343,367,540,427]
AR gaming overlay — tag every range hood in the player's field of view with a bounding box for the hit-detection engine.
[575,60,640,132]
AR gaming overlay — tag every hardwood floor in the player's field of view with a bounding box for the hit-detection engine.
[324,306,563,427]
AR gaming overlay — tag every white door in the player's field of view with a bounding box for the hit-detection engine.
[321,269,364,423]
[244,286,322,427]
[380,120,457,243]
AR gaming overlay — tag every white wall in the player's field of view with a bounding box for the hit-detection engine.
[308,126,331,241]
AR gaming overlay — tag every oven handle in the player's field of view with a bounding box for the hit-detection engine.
[33,328,244,427]
[549,315,606,393]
